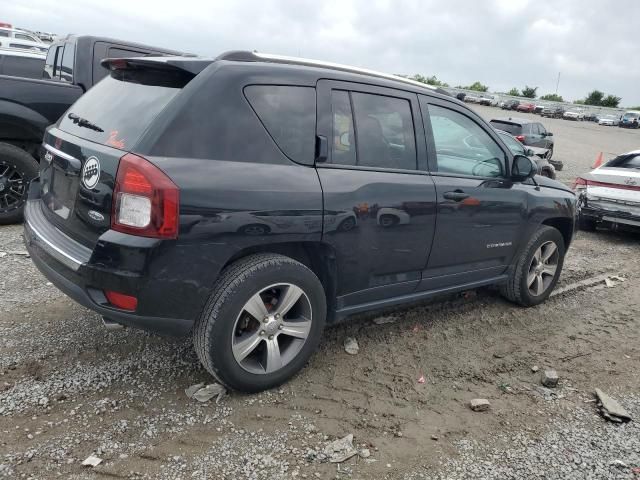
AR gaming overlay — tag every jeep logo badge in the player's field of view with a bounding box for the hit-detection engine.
[81,157,100,189]
[88,210,104,222]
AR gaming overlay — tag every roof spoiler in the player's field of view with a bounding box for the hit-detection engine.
[101,56,212,76]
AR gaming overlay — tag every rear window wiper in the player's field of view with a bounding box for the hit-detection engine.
[67,113,104,133]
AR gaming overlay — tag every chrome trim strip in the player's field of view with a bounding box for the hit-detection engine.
[24,202,90,271]
[26,218,84,271]
[253,52,437,91]
[43,143,80,163]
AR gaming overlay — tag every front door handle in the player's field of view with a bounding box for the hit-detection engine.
[443,190,470,201]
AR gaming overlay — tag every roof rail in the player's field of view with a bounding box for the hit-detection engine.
[215,50,437,91]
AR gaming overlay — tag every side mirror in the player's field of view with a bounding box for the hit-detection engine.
[525,148,535,156]
[546,132,553,136]
[511,155,537,182]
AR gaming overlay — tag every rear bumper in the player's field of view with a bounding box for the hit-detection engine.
[580,205,640,230]
[24,197,195,336]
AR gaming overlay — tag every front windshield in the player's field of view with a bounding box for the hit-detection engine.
[623,112,639,120]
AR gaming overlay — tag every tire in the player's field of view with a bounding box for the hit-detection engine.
[541,168,555,179]
[337,216,356,232]
[500,226,565,307]
[194,253,327,392]
[546,146,553,160]
[578,215,597,232]
[379,214,398,228]
[0,143,39,225]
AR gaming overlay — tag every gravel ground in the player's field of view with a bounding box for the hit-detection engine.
[1,115,640,479]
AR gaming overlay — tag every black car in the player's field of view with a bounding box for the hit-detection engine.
[583,112,599,122]
[541,105,565,119]
[24,51,576,392]
[501,100,519,110]
[489,117,555,159]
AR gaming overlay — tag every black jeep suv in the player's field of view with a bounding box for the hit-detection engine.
[24,52,576,392]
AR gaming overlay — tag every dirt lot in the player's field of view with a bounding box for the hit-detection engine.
[1,110,639,479]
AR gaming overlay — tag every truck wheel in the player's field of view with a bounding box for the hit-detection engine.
[0,143,39,225]
[194,253,326,392]
[500,226,565,307]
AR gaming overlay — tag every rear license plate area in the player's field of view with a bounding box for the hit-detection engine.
[48,167,78,219]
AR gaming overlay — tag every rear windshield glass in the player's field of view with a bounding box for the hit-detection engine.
[606,154,640,169]
[489,120,521,135]
[58,69,189,150]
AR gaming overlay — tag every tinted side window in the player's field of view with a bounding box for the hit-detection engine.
[428,104,505,178]
[1,56,44,79]
[499,133,525,155]
[245,85,316,165]
[43,45,59,79]
[351,92,416,170]
[108,47,147,58]
[537,123,546,135]
[53,45,63,79]
[60,43,74,82]
[489,120,521,135]
[0,31,8,37]
[330,90,356,166]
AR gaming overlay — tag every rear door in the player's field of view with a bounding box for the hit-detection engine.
[38,68,189,247]
[316,80,437,310]
[528,123,546,148]
[418,96,528,290]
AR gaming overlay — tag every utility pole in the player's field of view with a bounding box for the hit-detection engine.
[555,71,561,95]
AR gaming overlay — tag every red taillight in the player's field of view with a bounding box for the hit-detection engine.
[104,290,138,311]
[572,177,587,190]
[108,59,129,70]
[112,153,179,239]
[571,177,640,192]
[515,135,525,142]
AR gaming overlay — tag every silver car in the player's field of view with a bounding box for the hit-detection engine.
[574,150,640,231]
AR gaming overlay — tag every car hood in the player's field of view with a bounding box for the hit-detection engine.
[535,174,573,193]
[528,145,550,156]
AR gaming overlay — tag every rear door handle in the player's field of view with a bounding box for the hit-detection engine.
[443,190,470,201]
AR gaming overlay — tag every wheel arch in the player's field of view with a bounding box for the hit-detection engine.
[541,217,574,249]
[221,241,338,323]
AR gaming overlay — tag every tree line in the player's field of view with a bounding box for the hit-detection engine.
[402,74,625,108]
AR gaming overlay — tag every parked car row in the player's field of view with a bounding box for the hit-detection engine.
[0,26,49,53]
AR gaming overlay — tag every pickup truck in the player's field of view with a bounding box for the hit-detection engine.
[0,35,183,223]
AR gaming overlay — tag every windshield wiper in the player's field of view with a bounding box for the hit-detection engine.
[67,113,104,132]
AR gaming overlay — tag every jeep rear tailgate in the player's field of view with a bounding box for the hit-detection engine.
[38,65,193,247]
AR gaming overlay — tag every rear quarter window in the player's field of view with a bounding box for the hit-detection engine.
[244,85,316,165]
[489,120,521,135]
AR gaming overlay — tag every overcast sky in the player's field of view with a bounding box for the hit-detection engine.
[6,0,640,105]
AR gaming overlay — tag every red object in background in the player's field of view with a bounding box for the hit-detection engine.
[515,135,526,142]
[0,22,12,28]
[517,103,535,113]
[592,151,603,168]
